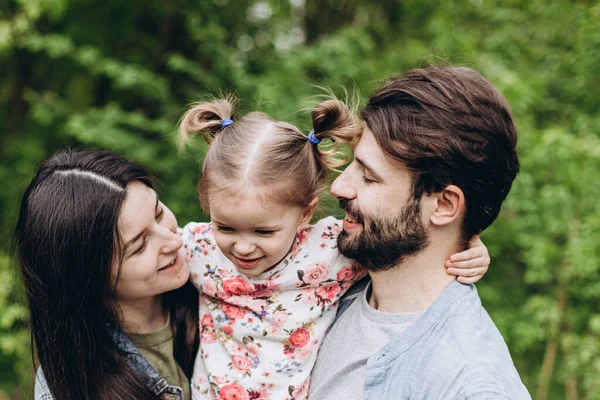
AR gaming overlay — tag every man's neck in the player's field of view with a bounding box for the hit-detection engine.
[117,295,168,334]
[367,244,458,313]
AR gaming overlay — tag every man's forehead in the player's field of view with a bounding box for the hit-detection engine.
[354,125,409,175]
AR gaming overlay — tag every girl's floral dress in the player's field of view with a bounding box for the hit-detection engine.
[181,216,366,400]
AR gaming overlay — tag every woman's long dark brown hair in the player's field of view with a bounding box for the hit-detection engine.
[15,150,199,400]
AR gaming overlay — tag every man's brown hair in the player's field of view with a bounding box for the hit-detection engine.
[361,66,520,239]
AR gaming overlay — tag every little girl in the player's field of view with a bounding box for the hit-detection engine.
[178,98,490,400]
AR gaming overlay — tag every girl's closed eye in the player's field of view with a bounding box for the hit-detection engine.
[216,225,234,232]
[255,229,275,236]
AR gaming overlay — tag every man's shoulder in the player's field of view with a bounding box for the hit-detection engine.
[379,283,530,399]
[424,285,530,398]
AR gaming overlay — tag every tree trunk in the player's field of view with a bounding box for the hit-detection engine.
[536,284,567,400]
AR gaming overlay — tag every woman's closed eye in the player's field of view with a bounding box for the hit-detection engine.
[133,238,148,255]
[156,206,164,221]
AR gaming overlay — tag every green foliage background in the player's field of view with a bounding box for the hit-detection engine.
[1,0,598,398]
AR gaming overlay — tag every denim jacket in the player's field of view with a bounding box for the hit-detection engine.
[34,322,184,400]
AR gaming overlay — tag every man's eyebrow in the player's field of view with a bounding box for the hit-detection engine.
[355,156,384,181]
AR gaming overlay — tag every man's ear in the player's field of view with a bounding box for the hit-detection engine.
[299,197,319,226]
[430,185,465,226]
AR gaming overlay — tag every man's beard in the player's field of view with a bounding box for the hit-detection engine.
[337,197,430,272]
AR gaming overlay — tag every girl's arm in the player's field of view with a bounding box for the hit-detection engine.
[445,235,490,284]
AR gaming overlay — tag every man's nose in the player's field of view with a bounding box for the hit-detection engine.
[330,169,357,200]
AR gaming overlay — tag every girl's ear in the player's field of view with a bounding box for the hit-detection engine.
[299,197,319,226]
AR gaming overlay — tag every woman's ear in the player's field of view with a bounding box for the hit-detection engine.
[299,197,319,226]
[430,185,465,226]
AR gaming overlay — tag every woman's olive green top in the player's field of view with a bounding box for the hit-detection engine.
[128,322,191,400]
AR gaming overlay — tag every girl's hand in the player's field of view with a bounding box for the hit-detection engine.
[445,235,490,284]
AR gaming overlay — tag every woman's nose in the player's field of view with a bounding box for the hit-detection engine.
[160,226,183,252]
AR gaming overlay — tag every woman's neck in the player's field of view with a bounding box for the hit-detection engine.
[117,295,168,334]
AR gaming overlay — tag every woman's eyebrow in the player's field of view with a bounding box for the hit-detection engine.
[124,192,158,252]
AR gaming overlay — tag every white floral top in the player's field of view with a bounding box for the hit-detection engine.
[181,216,366,400]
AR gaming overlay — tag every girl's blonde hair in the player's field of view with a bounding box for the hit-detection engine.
[179,97,360,211]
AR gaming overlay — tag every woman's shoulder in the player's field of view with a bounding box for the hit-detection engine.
[34,367,54,400]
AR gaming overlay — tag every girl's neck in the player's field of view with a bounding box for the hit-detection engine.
[117,295,168,334]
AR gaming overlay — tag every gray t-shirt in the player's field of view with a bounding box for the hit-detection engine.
[310,280,530,399]
[309,283,424,399]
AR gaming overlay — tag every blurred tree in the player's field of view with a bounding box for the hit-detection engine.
[0,0,598,398]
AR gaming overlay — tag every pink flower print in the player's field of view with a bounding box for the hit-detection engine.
[223,276,255,295]
[291,379,310,399]
[201,331,216,344]
[220,269,233,279]
[219,383,249,400]
[300,289,317,304]
[221,325,233,336]
[297,227,310,245]
[272,310,288,325]
[232,355,253,373]
[222,302,246,320]
[246,342,260,357]
[336,266,355,282]
[202,278,218,296]
[201,313,214,328]
[289,328,310,348]
[266,324,281,335]
[248,387,271,400]
[251,282,281,298]
[194,224,211,236]
[331,223,342,236]
[217,290,232,300]
[303,262,330,285]
[317,282,341,301]
[321,232,329,239]
[290,242,301,260]
[213,375,228,385]
[297,345,313,361]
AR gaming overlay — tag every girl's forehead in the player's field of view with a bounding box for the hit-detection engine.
[209,192,302,228]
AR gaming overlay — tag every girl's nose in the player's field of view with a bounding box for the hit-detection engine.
[234,241,256,256]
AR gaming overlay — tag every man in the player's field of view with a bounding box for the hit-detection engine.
[309,66,531,399]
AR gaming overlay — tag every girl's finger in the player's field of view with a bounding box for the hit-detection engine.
[457,275,481,284]
[446,266,487,278]
[446,258,489,270]
[449,247,488,262]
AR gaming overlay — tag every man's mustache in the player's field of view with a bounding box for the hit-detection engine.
[339,199,364,224]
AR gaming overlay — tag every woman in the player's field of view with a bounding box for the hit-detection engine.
[15,150,199,400]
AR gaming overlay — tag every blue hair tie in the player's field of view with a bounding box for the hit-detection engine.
[221,118,234,129]
[308,131,321,145]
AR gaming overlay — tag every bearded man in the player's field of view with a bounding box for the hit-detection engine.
[310,66,531,399]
